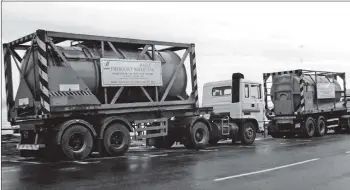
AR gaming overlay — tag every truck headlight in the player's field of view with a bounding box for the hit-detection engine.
[203,114,210,120]
[295,123,300,128]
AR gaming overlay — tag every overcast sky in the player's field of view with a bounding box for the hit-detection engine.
[2,2,350,116]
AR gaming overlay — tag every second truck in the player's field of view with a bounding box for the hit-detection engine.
[3,30,263,160]
[263,69,350,138]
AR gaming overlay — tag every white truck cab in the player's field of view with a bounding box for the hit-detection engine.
[201,73,264,145]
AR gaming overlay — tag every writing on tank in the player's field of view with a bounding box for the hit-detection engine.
[100,58,163,87]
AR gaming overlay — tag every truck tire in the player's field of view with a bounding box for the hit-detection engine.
[302,117,315,138]
[315,116,326,137]
[241,121,256,145]
[185,121,209,149]
[60,124,93,160]
[102,123,130,157]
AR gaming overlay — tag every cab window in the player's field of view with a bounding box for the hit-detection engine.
[250,84,262,99]
[244,84,249,98]
[212,86,231,96]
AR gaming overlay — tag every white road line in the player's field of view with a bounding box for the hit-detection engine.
[213,158,320,182]
[346,151,350,154]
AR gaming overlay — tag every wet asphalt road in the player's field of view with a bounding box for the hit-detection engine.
[2,134,350,190]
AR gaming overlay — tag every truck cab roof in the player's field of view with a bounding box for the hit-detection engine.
[203,79,260,88]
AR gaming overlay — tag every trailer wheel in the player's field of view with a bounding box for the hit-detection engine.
[302,117,315,138]
[185,121,209,149]
[315,116,326,137]
[241,121,257,145]
[60,124,93,160]
[102,123,130,157]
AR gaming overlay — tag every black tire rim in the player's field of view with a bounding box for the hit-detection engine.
[195,128,205,143]
[319,121,325,134]
[68,133,85,152]
[110,131,124,148]
[245,125,254,140]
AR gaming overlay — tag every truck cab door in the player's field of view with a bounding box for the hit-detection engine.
[246,84,264,131]
[238,83,265,131]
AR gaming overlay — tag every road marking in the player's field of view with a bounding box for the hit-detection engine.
[213,158,320,182]
[73,161,100,165]
[346,151,350,154]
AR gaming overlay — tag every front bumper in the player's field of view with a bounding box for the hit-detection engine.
[268,118,301,133]
[17,144,45,150]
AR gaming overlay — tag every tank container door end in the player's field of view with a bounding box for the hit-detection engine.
[48,67,100,106]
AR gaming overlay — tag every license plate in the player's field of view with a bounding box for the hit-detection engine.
[16,144,44,150]
[277,119,293,124]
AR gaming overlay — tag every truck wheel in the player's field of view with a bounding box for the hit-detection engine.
[303,117,315,138]
[60,124,93,160]
[102,123,130,157]
[315,116,326,137]
[241,121,257,145]
[185,121,209,149]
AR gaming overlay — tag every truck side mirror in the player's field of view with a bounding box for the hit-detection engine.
[232,73,244,103]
